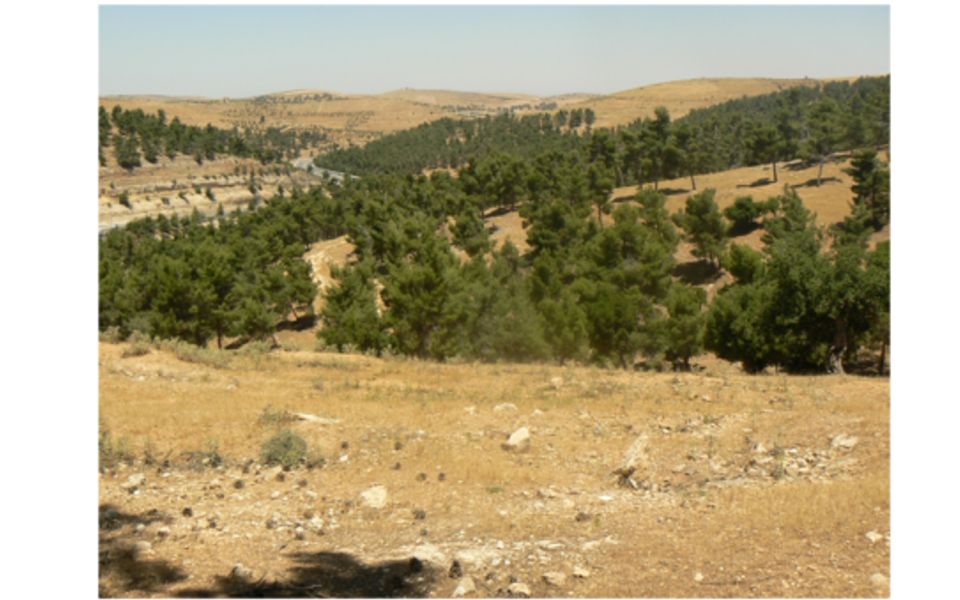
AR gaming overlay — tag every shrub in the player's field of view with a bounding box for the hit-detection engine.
[99,326,124,344]
[257,403,295,428]
[261,429,307,468]
[118,191,131,209]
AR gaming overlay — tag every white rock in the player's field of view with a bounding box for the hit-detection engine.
[572,566,590,578]
[507,582,531,597]
[543,571,567,587]
[831,434,859,450]
[869,573,889,587]
[452,576,476,597]
[357,485,388,509]
[494,403,518,413]
[502,427,531,453]
[121,473,146,491]
[865,530,884,544]
[694,572,704,583]
[230,563,254,583]
[550,377,563,389]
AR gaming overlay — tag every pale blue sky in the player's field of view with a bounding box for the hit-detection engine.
[99,4,890,98]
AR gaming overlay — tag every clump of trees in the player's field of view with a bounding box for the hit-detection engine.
[98,105,327,171]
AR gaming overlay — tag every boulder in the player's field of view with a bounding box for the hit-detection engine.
[543,571,567,587]
[507,582,531,598]
[502,427,531,453]
[452,576,475,597]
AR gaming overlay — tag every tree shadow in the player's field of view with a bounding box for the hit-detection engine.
[728,221,762,238]
[794,176,842,188]
[174,551,439,598]
[99,504,188,596]
[276,313,319,333]
[672,259,725,286]
[737,178,773,189]
[657,187,688,196]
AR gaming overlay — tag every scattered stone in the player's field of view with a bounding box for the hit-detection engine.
[572,566,590,579]
[295,526,306,540]
[494,403,518,413]
[234,480,245,489]
[438,472,447,481]
[865,531,884,544]
[395,441,404,451]
[230,563,254,583]
[543,571,567,587]
[507,582,531,598]
[452,576,475,597]
[305,516,324,532]
[304,490,319,501]
[550,377,563,389]
[135,523,145,534]
[694,572,704,583]
[182,507,193,517]
[156,526,171,539]
[392,462,402,470]
[449,559,463,579]
[869,573,889,587]
[132,541,153,556]
[121,473,146,492]
[502,427,531,453]
[357,485,388,509]
[831,434,859,450]
[575,512,592,522]
[266,514,279,529]
[414,509,427,521]
[416,472,428,482]
[538,488,559,500]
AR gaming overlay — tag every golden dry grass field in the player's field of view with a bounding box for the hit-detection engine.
[98,339,889,598]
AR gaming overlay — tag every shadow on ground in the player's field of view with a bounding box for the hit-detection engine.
[672,259,725,286]
[174,552,439,598]
[99,504,188,596]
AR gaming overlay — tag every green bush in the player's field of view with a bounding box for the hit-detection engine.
[261,429,307,468]
[118,191,131,209]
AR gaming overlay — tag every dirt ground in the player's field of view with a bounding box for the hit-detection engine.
[98,340,889,598]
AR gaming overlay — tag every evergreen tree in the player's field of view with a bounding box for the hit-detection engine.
[672,189,729,267]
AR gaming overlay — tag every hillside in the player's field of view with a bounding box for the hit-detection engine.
[98,339,890,598]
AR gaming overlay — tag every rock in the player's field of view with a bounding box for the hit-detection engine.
[156,526,171,539]
[230,563,254,583]
[413,509,427,520]
[507,582,531,598]
[295,526,306,540]
[449,559,463,579]
[550,377,563,389]
[572,566,590,578]
[831,434,859,450]
[543,571,566,587]
[358,485,388,509]
[304,516,324,532]
[266,514,280,529]
[452,576,475,597]
[869,573,889,587]
[694,572,704,583]
[502,427,531,453]
[865,530,884,544]
[121,473,146,492]
[182,507,193,517]
[618,434,652,482]
[494,403,518,413]
[132,541,152,556]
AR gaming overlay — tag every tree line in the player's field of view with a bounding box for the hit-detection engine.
[99,105,328,170]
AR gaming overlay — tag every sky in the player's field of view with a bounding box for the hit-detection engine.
[99,4,890,98]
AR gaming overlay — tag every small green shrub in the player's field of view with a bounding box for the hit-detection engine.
[118,192,131,209]
[258,403,295,428]
[261,429,307,468]
[99,326,124,344]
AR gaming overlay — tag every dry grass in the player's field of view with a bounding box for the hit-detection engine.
[99,340,889,598]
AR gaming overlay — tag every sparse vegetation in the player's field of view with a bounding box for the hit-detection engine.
[260,429,307,468]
